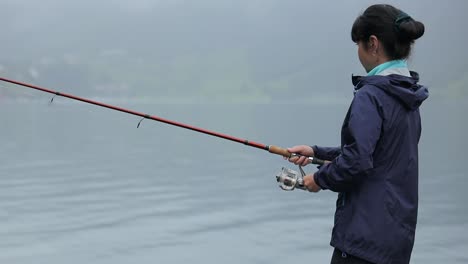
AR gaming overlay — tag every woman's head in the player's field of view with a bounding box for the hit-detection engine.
[351,4,425,69]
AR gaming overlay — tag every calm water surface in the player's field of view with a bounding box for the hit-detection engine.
[1,98,466,263]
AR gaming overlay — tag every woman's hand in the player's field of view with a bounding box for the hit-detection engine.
[285,145,314,166]
[304,174,321,192]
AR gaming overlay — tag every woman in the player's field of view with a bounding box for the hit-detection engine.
[287,4,428,264]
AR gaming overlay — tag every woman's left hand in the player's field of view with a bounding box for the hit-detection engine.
[303,174,321,192]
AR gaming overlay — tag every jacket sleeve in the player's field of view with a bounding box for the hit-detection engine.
[311,146,341,161]
[314,88,382,192]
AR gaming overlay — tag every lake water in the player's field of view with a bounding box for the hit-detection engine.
[1,96,466,263]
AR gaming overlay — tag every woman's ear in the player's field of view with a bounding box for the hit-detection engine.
[368,35,379,55]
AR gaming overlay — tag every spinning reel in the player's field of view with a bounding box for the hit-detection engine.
[275,154,326,191]
[275,166,307,191]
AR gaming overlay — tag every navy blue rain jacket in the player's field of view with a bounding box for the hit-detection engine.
[313,72,428,264]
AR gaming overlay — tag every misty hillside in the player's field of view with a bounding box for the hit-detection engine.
[1,0,467,102]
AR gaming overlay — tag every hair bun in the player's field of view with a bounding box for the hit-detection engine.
[398,20,425,41]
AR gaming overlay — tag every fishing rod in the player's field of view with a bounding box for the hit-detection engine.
[0,76,326,189]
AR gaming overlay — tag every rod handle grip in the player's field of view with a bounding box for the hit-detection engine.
[310,157,326,166]
[269,145,331,166]
[268,145,293,158]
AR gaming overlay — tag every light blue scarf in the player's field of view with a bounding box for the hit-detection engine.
[367,60,408,76]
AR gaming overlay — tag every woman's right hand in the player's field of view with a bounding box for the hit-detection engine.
[285,145,315,166]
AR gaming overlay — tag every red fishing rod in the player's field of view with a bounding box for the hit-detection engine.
[0,76,325,166]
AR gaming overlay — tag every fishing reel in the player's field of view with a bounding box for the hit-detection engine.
[275,166,307,191]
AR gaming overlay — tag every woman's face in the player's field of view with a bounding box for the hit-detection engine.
[357,41,374,73]
[357,36,390,73]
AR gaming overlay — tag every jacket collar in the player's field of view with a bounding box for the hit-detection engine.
[352,71,420,91]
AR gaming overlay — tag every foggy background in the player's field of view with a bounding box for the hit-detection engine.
[1,1,467,264]
[1,0,467,101]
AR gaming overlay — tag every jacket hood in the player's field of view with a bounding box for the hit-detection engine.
[352,71,429,110]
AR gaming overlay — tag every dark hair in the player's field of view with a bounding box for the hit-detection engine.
[351,4,425,60]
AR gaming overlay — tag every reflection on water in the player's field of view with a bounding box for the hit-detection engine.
[0,100,466,263]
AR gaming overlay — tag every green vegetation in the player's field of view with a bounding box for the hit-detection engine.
[1,49,280,103]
